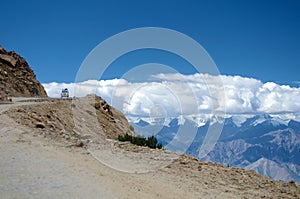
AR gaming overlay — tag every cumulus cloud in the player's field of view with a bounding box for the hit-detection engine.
[43,73,300,120]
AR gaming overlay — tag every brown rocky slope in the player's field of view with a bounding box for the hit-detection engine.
[6,95,134,147]
[0,46,47,101]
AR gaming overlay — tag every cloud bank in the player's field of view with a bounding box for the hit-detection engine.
[43,73,300,121]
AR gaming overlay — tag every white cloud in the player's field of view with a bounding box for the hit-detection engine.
[43,73,300,120]
[293,81,300,84]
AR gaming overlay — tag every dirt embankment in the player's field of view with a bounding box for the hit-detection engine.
[6,95,134,147]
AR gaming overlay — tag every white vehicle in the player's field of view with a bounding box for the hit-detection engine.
[61,88,69,98]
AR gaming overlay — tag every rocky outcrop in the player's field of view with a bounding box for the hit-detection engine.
[6,95,134,147]
[0,45,47,100]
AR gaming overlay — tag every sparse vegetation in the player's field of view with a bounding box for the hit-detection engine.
[118,133,163,149]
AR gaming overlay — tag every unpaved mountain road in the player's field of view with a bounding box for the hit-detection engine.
[0,98,195,199]
[0,98,37,114]
[0,99,120,198]
[0,98,299,199]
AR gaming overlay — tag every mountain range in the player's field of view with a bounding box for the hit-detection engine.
[131,114,300,183]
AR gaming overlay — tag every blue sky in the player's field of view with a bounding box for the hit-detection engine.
[1,0,300,86]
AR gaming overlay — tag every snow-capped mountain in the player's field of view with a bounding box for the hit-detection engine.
[131,114,300,183]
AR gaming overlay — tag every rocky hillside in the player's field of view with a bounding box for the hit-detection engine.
[0,46,47,101]
[6,95,134,147]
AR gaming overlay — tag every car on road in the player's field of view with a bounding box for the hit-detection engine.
[61,88,69,98]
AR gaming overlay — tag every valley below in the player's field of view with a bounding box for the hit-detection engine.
[132,114,300,184]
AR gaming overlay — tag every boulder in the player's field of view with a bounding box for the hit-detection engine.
[35,122,46,129]
[0,54,17,67]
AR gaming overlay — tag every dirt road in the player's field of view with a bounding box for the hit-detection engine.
[0,99,192,199]
[0,99,119,198]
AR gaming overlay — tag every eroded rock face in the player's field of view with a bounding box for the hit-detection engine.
[0,45,47,100]
[6,95,134,146]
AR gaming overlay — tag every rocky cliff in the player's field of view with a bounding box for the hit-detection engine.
[0,46,47,101]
